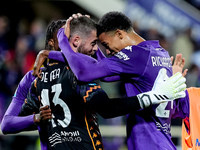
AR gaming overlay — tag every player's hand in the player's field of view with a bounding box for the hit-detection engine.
[34,105,52,124]
[137,68,186,108]
[64,13,90,39]
[171,53,188,77]
[64,16,73,39]
[32,50,50,78]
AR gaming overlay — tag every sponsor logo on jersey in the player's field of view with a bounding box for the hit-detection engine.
[124,46,132,52]
[151,56,172,67]
[196,138,200,146]
[61,130,80,137]
[115,51,130,61]
[49,130,82,147]
[89,83,97,86]
[156,122,170,134]
[49,132,62,147]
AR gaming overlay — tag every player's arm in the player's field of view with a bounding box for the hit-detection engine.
[33,47,121,82]
[58,27,114,82]
[93,47,122,82]
[59,18,148,82]
[32,50,65,78]
[19,80,52,124]
[95,47,121,82]
[1,100,37,134]
[95,47,106,61]
[19,81,41,116]
[100,75,121,82]
[84,69,186,118]
[1,71,37,134]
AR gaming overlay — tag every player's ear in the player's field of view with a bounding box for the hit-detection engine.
[48,39,54,47]
[48,39,55,50]
[115,29,123,39]
[71,36,81,48]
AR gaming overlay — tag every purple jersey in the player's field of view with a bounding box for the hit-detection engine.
[56,28,190,150]
[1,70,36,134]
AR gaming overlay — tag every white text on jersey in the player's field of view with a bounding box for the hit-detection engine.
[151,56,171,67]
[41,68,61,82]
[115,51,130,61]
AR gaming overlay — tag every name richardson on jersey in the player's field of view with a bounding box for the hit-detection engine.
[41,68,61,82]
[151,56,172,67]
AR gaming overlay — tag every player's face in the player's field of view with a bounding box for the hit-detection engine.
[98,31,124,55]
[77,30,98,56]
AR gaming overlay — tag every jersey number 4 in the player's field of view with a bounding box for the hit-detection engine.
[41,83,71,128]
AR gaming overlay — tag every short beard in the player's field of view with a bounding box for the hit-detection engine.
[77,43,88,55]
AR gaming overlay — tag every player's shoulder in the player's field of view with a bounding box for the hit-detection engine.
[113,43,151,61]
[121,41,158,54]
[13,70,36,98]
[46,61,67,71]
[20,70,36,86]
[24,70,34,79]
[136,40,165,52]
[78,81,103,103]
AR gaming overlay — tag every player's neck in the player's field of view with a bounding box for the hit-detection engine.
[125,31,145,46]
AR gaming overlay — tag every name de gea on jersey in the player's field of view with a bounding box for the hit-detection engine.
[41,68,61,82]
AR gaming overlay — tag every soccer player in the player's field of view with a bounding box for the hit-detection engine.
[19,55,186,150]
[41,12,189,150]
[1,16,186,150]
[0,20,67,134]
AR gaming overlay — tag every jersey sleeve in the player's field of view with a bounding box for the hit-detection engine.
[104,47,150,77]
[19,80,41,116]
[95,48,121,82]
[78,82,141,118]
[95,47,106,61]
[1,71,37,134]
[100,75,121,82]
[57,28,113,82]
[58,28,149,82]
[48,50,65,63]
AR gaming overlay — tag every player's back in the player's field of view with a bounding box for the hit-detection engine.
[35,61,103,150]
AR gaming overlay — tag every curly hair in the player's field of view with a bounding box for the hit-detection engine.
[45,20,66,50]
[97,11,132,37]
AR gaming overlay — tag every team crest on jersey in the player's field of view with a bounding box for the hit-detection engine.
[115,51,130,61]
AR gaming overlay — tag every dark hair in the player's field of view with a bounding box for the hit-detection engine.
[69,16,96,40]
[97,11,132,37]
[45,20,66,50]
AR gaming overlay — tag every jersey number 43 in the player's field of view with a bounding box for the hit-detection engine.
[41,83,71,128]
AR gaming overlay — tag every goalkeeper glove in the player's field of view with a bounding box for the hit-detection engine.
[137,68,186,109]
